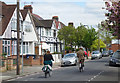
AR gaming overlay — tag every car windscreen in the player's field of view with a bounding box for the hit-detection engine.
[113,51,120,59]
[92,51,99,54]
[63,54,75,58]
[102,51,108,53]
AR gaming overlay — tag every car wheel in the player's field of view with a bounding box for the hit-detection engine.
[61,65,64,67]
[91,58,93,60]
[109,61,115,66]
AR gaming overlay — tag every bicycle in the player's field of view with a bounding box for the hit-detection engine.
[42,65,52,78]
[78,60,84,72]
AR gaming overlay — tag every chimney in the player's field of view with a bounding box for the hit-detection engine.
[52,16,59,21]
[68,22,74,27]
[24,5,33,13]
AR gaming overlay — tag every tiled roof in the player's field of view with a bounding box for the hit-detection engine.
[40,20,53,28]
[0,1,16,36]
[32,14,44,27]
[32,13,44,20]
[32,14,53,28]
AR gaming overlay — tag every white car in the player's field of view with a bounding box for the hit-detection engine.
[91,51,102,60]
[61,53,78,66]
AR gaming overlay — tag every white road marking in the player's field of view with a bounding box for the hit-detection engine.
[87,71,104,82]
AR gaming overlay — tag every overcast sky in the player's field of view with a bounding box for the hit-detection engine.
[1,0,106,28]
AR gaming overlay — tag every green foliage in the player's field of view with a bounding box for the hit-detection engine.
[65,46,74,51]
[75,24,88,47]
[1,53,7,58]
[83,27,98,50]
[57,25,76,47]
[91,39,106,50]
[57,23,98,51]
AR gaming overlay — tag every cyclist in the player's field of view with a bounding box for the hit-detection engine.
[76,48,85,71]
[44,50,54,67]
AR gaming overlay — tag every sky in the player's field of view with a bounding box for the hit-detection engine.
[1,0,107,28]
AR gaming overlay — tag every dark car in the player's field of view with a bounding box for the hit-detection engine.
[102,51,109,57]
[108,50,114,55]
[109,50,120,66]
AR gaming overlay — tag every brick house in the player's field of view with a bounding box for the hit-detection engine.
[109,39,120,52]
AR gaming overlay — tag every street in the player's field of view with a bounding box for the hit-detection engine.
[3,57,119,82]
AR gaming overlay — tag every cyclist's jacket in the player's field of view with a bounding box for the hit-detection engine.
[77,50,85,61]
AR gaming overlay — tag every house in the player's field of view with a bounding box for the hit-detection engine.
[0,1,23,57]
[109,39,120,52]
[20,5,39,56]
[23,5,65,55]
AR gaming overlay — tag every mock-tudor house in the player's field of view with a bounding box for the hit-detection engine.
[20,6,39,56]
[32,14,65,55]
[0,2,39,57]
[23,5,65,55]
[0,1,23,57]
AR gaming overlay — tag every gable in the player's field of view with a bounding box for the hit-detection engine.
[23,12,38,42]
[0,2,16,36]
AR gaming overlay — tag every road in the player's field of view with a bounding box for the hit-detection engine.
[3,57,120,82]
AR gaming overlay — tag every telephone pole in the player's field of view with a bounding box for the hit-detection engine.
[16,0,20,75]
[98,24,100,52]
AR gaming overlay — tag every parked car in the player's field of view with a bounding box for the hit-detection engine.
[109,50,120,66]
[102,51,109,57]
[61,53,78,66]
[91,51,102,60]
[108,50,114,55]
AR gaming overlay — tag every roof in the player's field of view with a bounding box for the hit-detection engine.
[40,20,53,28]
[32,14,53,28]
[32,13,44,20]
[0,1,16,36]
[32,14,44,27]
[20,9,28,21]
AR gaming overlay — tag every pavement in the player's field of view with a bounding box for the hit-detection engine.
[0,57,91,82]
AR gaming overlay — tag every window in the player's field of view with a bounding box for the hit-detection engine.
[42,28,44,36]
[50,30,51,36]
[46,29,48,36]
[26,42,28,53]
[22,42,29,54]
[8,46,10,55]
[11,19,16,30]
[54,30,56,37]
[5,41,7,45]
[2,41,4,44]
[24,21,32,32]
[2,46,4,53]
[23,42,25,54]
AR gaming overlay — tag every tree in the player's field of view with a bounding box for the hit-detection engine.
[83,26,98,51]
[91,39,106,51]
[57,25,76,49]
[75,23,88,48]
[99,21,116,48]
[102,0,120,49]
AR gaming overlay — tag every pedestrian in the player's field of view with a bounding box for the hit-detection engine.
[44,50,54,67]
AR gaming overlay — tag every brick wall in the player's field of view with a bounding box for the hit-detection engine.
[23,56,42,66]
[111,44,120,52]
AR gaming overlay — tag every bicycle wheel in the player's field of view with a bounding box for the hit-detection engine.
[45,72,47,78]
